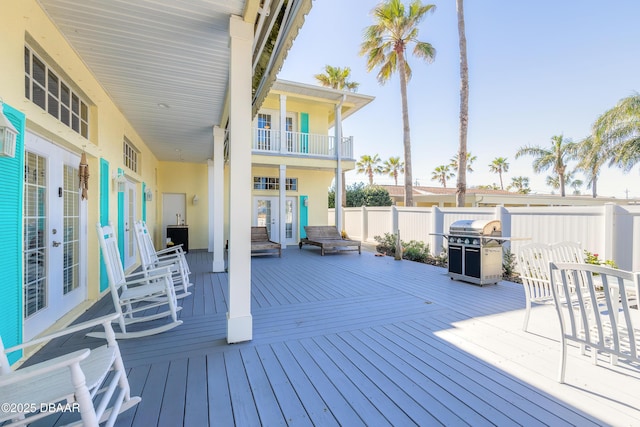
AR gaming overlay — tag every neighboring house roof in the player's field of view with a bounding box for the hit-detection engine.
[37,0,312,163]
[378,185,639,206]
[270,80,375,126]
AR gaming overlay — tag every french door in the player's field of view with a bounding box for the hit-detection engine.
[253,196,297,245]
[23,132,86,340]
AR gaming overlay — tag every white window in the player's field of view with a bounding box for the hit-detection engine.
[25,46,90,138]
[123,137,140,174]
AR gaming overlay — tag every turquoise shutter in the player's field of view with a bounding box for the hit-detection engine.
[117,168,125,265]
[142,182,147,222]
[99,159,110,292]
[0,102,26,363]
[300,112,309,153]
[299,195,308,238]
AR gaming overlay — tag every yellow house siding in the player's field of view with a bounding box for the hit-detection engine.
[1,0,162,302]
[157,162,209,250]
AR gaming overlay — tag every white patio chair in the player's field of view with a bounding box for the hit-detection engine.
[134,221,192,299]
[0,313,141,426]
[94,222,182,339]
[549,262,640,383]
[517,243,553,331]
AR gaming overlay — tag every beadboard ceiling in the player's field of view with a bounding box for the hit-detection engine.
[37,0,309,163]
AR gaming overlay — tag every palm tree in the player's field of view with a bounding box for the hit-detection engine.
[356,154,383,185]
[508,176,531,194]
[450,151,476,173]
[488,157,509,190]
[516,134,578,197]
[382,156,405,185]
[314,65,360,208]
[314,65,359,92]
[455,0,469,208]
[593,93,640,171]
[575,135,608,198]
[546,171,583,195]
[431,164,453,188]
[360,0,436,206]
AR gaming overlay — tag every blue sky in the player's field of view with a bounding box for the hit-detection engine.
[278,0,640,198]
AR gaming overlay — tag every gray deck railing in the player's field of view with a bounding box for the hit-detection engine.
[330,204,640,271]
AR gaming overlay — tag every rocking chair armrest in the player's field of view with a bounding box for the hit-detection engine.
[0,349,90,386]
[155,245,184,255]
[3,313,120,355]
[125,266,172,281]
[124,267,172,285]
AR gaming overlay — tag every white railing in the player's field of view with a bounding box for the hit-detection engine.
[252,128,354,159]
[329,204,640,271]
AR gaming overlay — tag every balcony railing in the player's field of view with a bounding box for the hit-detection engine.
[252,128,354,160]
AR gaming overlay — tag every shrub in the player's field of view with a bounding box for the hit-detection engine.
[502,247,518,280]
[374,233,397,256]
[402,240,430,263]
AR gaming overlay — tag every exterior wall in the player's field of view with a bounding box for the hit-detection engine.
[330,204,640,271]
[259,96,330,135]
[252,165,334,240]
[0,0,166,343]
[157,161,209,250]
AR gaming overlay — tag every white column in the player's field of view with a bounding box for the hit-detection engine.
[279,164,287,247]
[207,159,214,252]
[279,94,287,154]
[212,126,225,272]
[227,15,253,343]
[334,98,344,232]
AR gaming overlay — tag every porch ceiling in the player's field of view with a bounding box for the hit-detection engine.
[36,0,310,163]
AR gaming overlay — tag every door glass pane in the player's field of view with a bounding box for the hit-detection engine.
[128,186,135,256]
[63,165,80,294]
[257,200,272,236]
[285,200,293,239]
[24,152,47,317]
[257,114,271,150]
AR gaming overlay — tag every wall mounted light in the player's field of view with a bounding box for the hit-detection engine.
[192,194,199,205]
[0,99,18,158]
[303,196,309,207]
[145,188,153,201]
[113,170,126,192]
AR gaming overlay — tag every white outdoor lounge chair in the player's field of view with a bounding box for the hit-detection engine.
[134,221,192,299]
[549,262,640,383]
[94,222,182,339]
[0,313,141,427]
[518,243,553,332]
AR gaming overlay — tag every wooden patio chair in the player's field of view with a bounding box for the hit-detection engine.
[299,225,361,256]
[93,222,182,339]
[549,262,640,383]
[0,313,141,426]
[134,221,192,298]
[251,226,281,257]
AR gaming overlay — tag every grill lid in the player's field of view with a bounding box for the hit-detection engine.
[449,219,502,236]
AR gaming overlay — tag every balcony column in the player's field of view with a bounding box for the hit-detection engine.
[334,96,345,233]
[227,15,253,343]
[279,164,287,247]
[210,126,225,272]
[279,94,287,154]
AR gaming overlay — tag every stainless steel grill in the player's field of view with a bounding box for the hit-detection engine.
[445,219,505,285]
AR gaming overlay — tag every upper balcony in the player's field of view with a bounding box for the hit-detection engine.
[251,128,354,160]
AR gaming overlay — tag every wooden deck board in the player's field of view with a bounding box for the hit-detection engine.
[24,249,640,426]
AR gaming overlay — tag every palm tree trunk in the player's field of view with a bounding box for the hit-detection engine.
[592,176,597,198]
[397,50,413,207]
[455,0,468,207]
[341,171,347,207]
[499,172,503,190]
[559,173,566,197]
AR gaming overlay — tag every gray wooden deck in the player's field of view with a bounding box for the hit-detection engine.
[28,248,640,426]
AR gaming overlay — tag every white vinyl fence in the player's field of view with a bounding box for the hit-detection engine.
[329,204,640,271]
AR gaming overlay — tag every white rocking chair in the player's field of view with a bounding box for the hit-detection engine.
[94,222,182,339]
[133,221,192,299]
[0,313,141,427]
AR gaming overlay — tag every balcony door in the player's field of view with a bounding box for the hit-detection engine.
[23,133,86,341]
